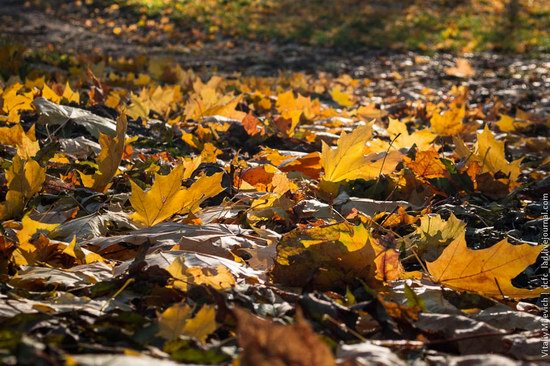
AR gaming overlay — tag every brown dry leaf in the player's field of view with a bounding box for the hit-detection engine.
[427,233,544,299]
[234,308,335,366]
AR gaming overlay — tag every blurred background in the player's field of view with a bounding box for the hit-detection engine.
[2,0,548,54]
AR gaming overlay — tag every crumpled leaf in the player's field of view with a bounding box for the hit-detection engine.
[427,233,544,299]
[33,97,117,138]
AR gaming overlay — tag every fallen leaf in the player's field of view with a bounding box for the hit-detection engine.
[0,156,46,220]
[157,303,217,343]
[321,124,401,191]
[80,114,128,192]
[445,58,475,78]
[427,234,544,299]
[430,104,465,136]
[234,308,335,366]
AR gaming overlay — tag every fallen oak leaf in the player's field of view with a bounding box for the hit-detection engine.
[427,233,544,299]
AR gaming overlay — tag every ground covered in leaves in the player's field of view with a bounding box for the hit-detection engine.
[1,1,550,366]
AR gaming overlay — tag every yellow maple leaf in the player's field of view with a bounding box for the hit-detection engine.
[130,164,223,226]
[0,124,40,159]
[476,125,522,182]
[178,172,225,214]
[430,104,465,136]
[16,215,59,244]
[444,58,475,78]
[0,82,34,123]
[42,84,62,104]
[62,236,105,264]
[330,86,354,107]
[404,148,447,180]
[80,115,127,192]
[272,222,403,289]
[0,156,46,220]
[62,82,80,104]
[321,124,401,190]
[275,91,319,135]
[157,303,217,343]
[167,256,236,292]
[126,92,150,121]
[427,234,544,299]
[406,213,465,261]
[368,118,436,153]
[184,78,246,121]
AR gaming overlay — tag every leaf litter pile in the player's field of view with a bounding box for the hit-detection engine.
[0,48,549,365]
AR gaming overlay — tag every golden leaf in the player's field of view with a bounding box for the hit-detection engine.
[62,236,105,264]
[167,255,236,292]
[80,115,128,192]
[0,124,40,159]
[321,124,401,188]
[130,165,223,226]
[130,165,188,226]
[62,82,80,104]
[330,86,354,107]
[427,234,544,299]
[42,84,62,104]
[404,148,447,179]
[272,222,403,289]
[0,83,34,123]
[0,156,46,220]
[475,125,522,182]
[407,213,466,261]
[444,58,475,78]
[16,215,59,244]
[430,104,465,136]
[157,303,217,343]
